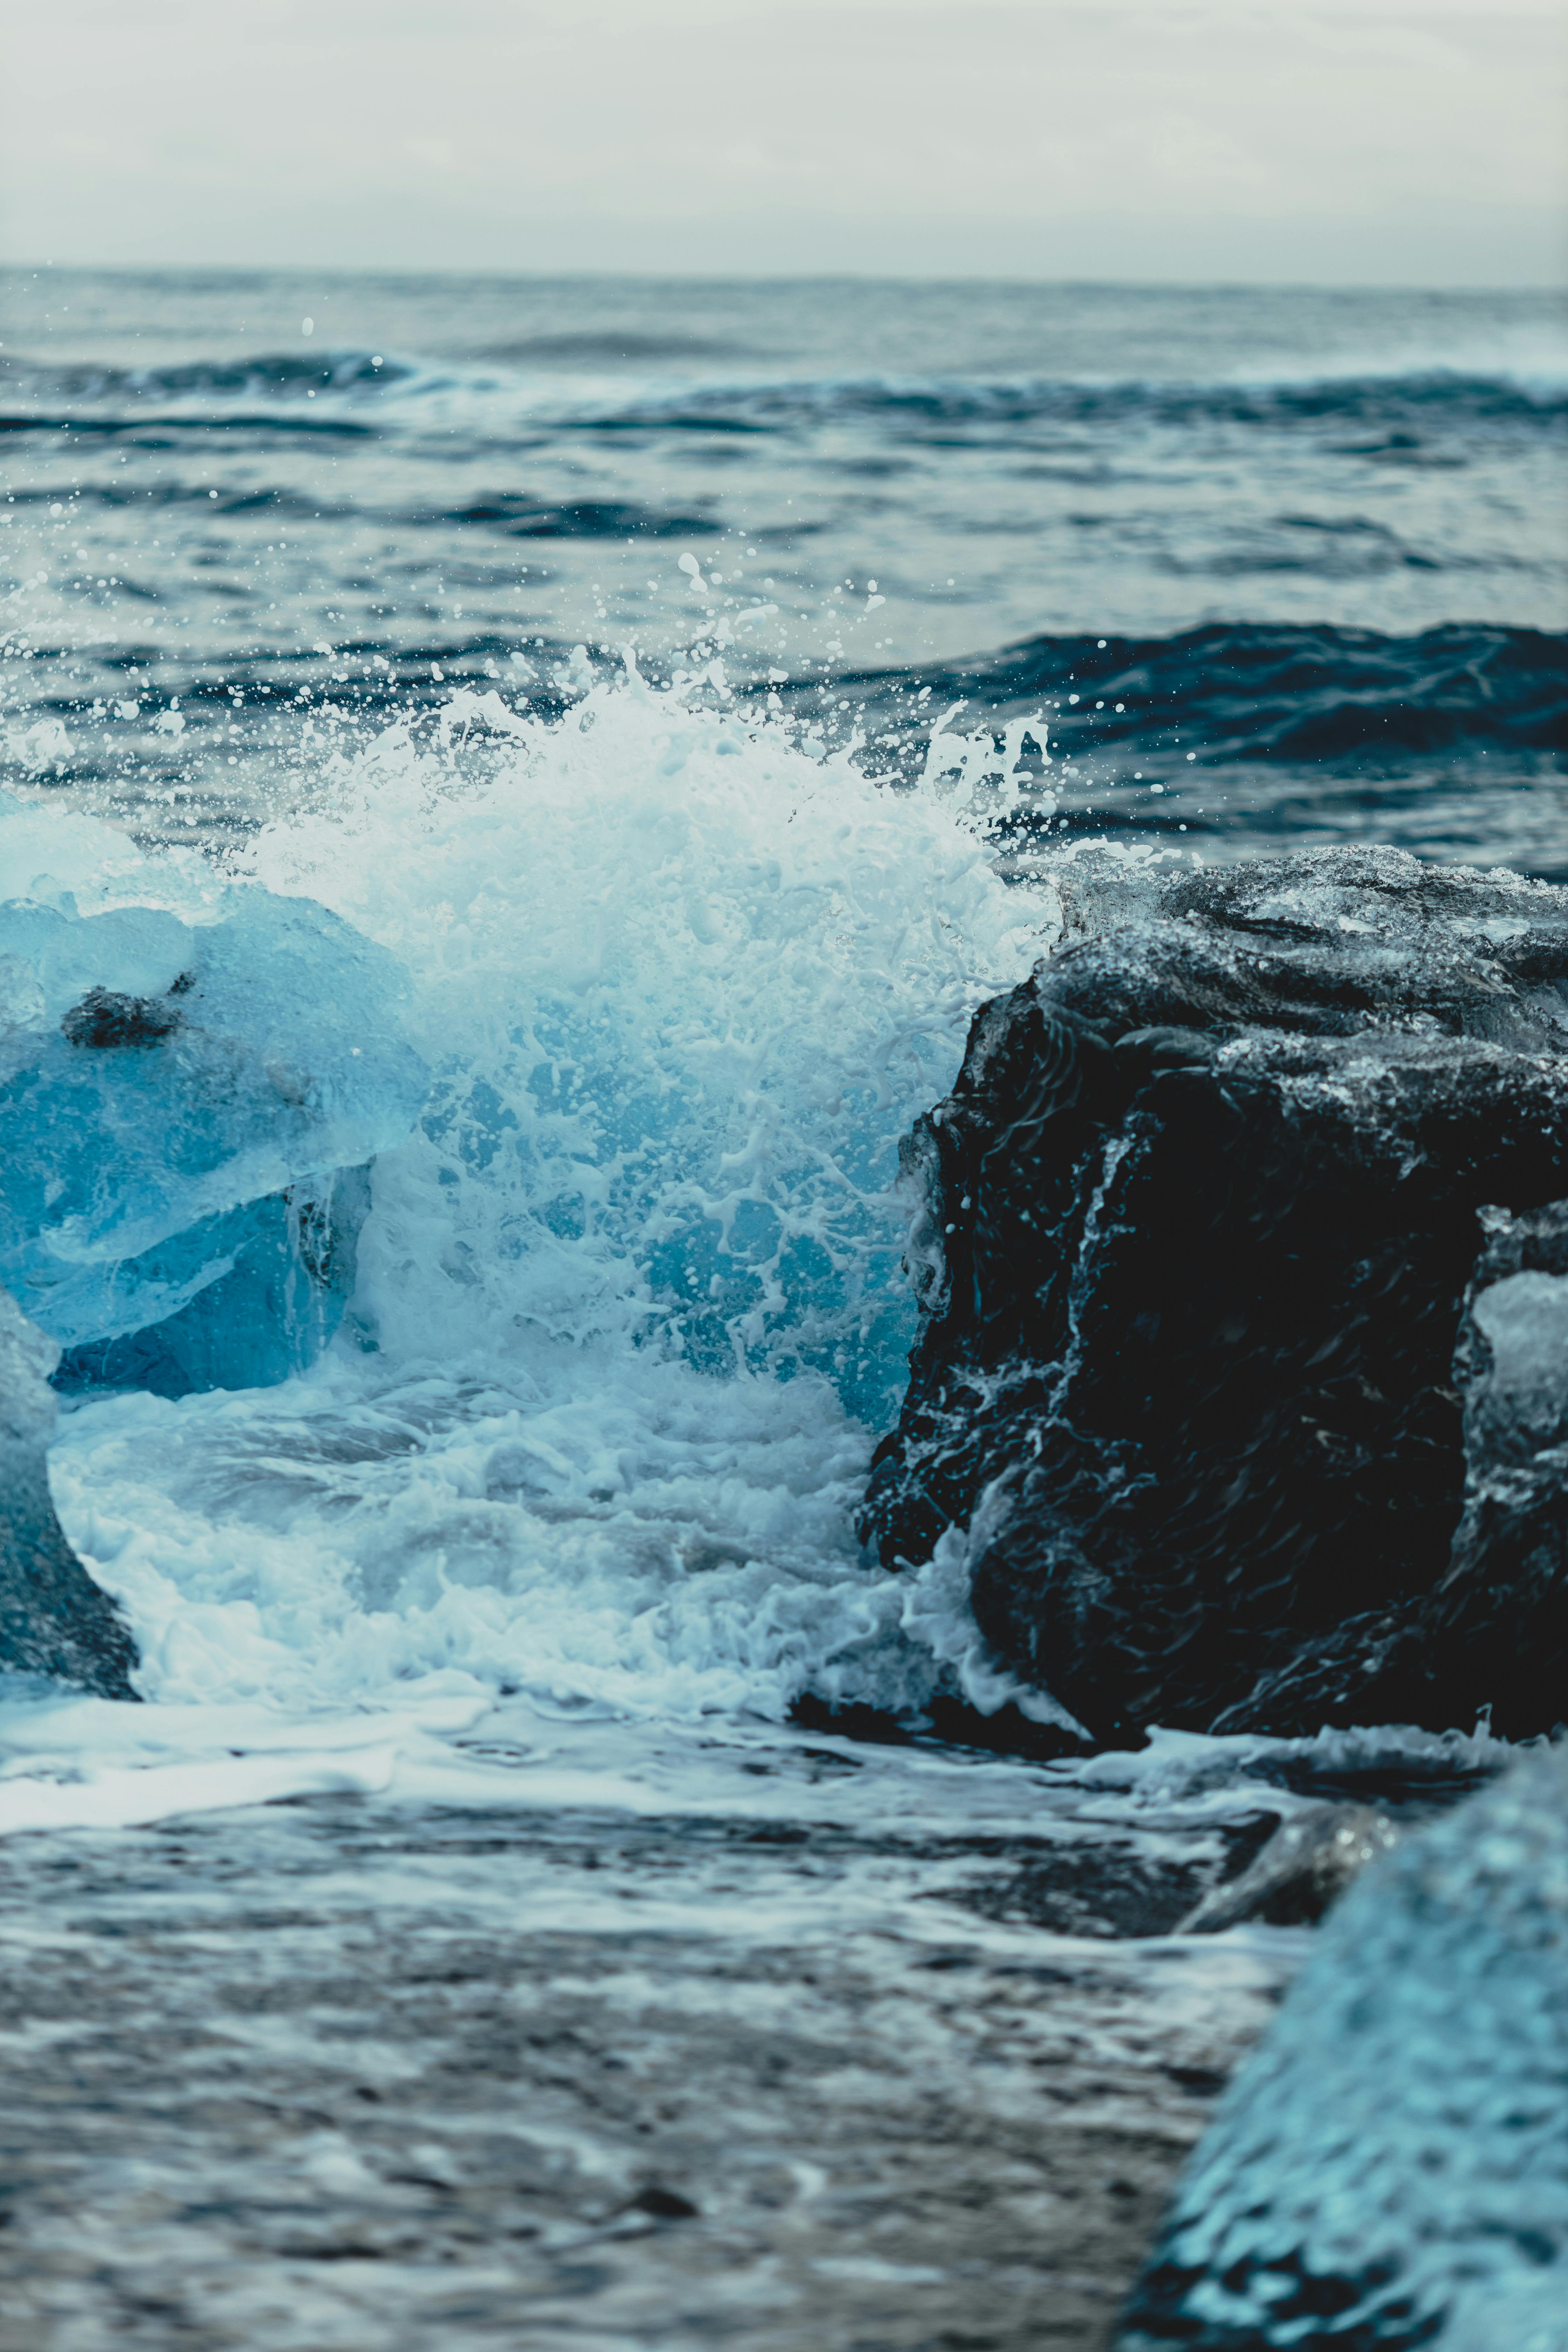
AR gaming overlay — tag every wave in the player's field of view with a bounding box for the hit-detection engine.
[436,493,712,539]
[0,351,405,400]
[0,673,1105,1795]
[10,602,1563,783]
[470,331,759,365]
[4,477,707,538]
[0,412,376,442]
[2,353,1562,440]
[0,665,1548,1831]
[13,626,1562,804]
[596,370,1568,439]
[847,622,1568,765]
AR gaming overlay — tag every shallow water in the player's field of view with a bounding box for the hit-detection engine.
[0,1770,1288,2352]
[1,272,1563,2344]
[0,1704,1506,2350]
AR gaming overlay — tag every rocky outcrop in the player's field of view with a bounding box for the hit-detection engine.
[0,1286,138,1697]
[860,847,1568,1742]
[1427,1200,1568,1740]
[1181,1804,1401,1932]
[1117,1741,1568,2347]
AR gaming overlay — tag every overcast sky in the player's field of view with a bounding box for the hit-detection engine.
[5,0,1564,284]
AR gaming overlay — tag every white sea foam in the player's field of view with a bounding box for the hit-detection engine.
[2,669,1093,1828]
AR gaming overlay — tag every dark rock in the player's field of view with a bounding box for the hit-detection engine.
[627,2186,699,2220]
[1426,1200,1568,1742]
[860,847,1568,1742]
[0,1286,138,1698]
[1116,1741,1568,2348]
[60,984,185,1050]
[1181,1804,1400,1932]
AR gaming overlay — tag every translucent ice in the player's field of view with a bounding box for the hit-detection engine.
[1119,1741,1568,2347]
[0,794,429,1395]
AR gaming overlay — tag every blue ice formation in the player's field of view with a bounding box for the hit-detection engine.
[0,819,428,1397]
[1118,1741,1568,2347]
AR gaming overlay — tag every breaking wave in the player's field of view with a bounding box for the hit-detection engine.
[2,668,1124,1830]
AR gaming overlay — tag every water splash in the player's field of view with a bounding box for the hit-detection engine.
[7,672,1077,1802]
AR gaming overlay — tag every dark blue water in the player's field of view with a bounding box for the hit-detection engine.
[4,270,1565,868]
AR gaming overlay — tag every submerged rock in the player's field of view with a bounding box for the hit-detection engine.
[1429,1200,1568,1744]
[1181,1803,1401,1932]
[860,846,1568,1741]
[0,828,428,1397]
[1117,1741,1568,2348]
[0,1286,137,1696]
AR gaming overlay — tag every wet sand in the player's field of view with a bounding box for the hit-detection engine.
[0,1791,1298,2351]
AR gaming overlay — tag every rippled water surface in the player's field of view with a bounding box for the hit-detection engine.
[5,271,1565,863]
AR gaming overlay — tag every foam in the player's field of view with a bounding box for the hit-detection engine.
[0,670,1084,1826]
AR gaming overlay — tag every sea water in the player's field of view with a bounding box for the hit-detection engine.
[0,274,1562,1907]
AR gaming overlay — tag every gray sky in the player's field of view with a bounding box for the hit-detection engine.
[5,0,1565,283]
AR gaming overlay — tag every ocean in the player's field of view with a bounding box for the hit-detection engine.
[0,270,1564,2347]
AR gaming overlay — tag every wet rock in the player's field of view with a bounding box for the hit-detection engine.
[0,1285,138,1697]
[1446,2274,1568,2352]
[627,2185,700,2220]
[861,846,1568,1742]
[1117,1740,1568,2348]
[1425,1199,1568,1743]
[60,983,186,1050]
[1181,1804,1400,1932]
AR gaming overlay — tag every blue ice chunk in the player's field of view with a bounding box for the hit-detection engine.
[1118,1742,1568,2348]
[51,1167,373,1400]
[0,877,428,1394]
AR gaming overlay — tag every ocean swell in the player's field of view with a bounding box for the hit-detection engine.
[12,674,1092,1778]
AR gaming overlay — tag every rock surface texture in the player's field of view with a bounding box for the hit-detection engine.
[1116,1740,1568,2348]
[1180,1803,1402,1934]
[860,847,1568,1742]
[0,1287,137,1696]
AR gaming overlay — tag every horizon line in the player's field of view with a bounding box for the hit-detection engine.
[4,261,1565,298]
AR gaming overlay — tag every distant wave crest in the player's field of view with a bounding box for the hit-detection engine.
[885,621,1568,763]
[2,353,1563,440]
